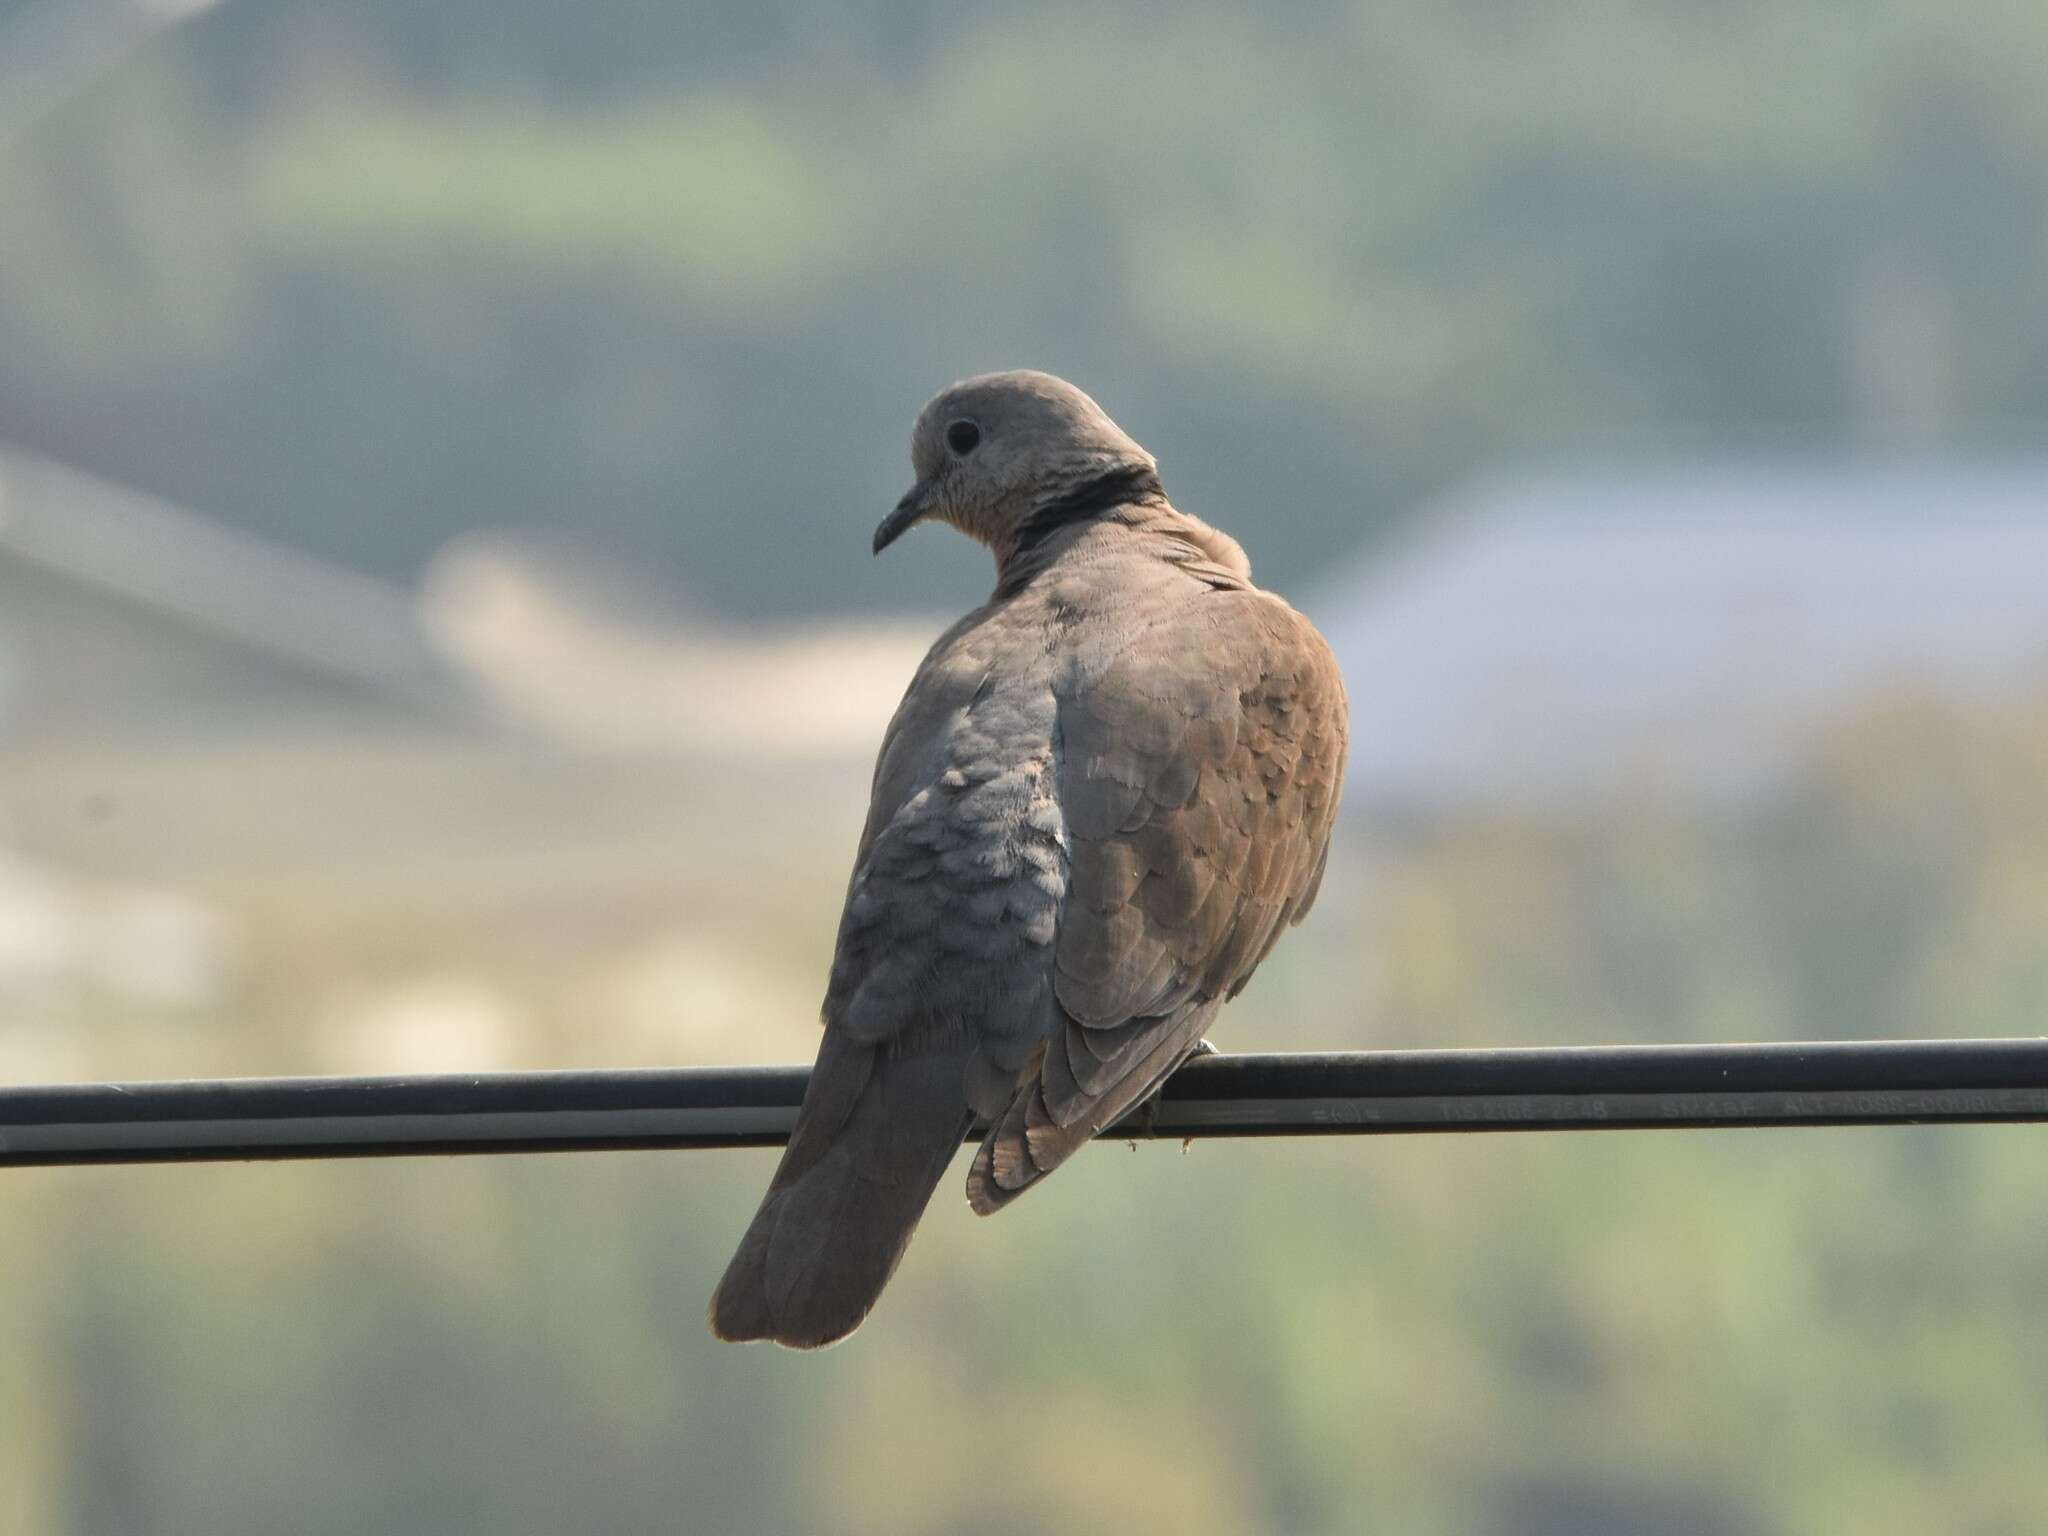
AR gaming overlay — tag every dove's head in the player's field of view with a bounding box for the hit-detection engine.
[874,370,1159,558]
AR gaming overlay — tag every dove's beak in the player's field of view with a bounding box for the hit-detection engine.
[873,481,937,555]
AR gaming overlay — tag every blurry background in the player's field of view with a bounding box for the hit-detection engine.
[4,0,2048,1530]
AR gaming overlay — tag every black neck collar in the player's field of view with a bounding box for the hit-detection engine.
[1008,464,1165,561]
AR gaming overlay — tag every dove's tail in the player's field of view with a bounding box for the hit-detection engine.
[709,1031,971,1348]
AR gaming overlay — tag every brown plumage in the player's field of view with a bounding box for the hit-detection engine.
[709,371,1347,1348]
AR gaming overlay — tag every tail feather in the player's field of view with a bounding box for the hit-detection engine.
[965,1000,1219,1216]
[709,1034,969,1348]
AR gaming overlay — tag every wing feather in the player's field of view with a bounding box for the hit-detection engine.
[969,589,1346,1211]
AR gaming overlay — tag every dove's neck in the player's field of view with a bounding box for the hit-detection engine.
[1013,463,1165,550]
[993,463,1251,595]
[993,463,1166,582]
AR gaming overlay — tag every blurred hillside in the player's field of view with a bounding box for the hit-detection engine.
[4,0,2046,617]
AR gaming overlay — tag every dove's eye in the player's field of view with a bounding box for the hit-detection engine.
[945,420,982,456]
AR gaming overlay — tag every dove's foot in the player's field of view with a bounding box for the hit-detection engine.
[1127,1038,1220,1143]
[1173,1039,1216,1151]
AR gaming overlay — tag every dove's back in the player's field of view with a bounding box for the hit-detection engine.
[710,505,1345,1348]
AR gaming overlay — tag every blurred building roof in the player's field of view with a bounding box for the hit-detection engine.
[1311,460,2048,813]
[417,531,936,757]
[0,446,462,744]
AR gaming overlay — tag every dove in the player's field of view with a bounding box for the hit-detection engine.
[709,370,1347,1348]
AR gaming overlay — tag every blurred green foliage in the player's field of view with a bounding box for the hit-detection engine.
[6,697,2048,1533]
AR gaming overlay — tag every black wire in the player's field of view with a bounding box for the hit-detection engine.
[5,1037,2047,1168]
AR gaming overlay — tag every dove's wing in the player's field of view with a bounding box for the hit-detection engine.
[967,586,1347,1212]
[710,607,1064,1348]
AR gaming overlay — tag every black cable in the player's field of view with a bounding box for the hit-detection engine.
[4,1037,2047,1168]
